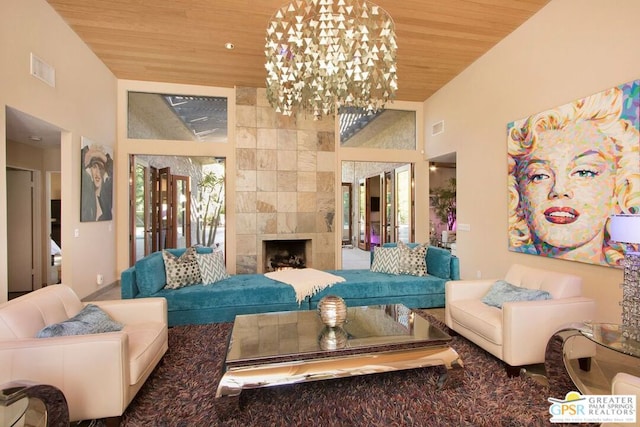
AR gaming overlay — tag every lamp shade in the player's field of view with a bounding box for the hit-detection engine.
[609,214,640,244]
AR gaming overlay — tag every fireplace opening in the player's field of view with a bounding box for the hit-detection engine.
[264,239,310,272]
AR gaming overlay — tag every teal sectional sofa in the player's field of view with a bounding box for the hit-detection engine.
[120,244,459,326]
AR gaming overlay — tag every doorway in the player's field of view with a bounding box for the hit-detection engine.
[129,155,225,265]
[6,168,35,295]
[428,153,457,250]
[342,161,414,268]
[5,107,62,299]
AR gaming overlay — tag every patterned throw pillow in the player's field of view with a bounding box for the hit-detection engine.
[397,241,428,276]
[370,246,400,274]
[196,251,230,285]
[163,247,202,289]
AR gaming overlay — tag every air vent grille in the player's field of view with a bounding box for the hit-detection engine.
[30,53,56,87]
[431,120,444,136]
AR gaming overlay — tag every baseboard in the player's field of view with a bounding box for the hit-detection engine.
[81,280,119,301]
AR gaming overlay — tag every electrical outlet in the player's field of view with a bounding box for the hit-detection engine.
[97,274,104,286]
[476,270,482,279]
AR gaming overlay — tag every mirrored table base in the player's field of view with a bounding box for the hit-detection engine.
[0,381,69,427]
[215,345,463,420]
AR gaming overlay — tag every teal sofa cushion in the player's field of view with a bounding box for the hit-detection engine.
[150,274,298,311]
[426,246,453,280]
[315,269,445,302]
[136,247,213,296]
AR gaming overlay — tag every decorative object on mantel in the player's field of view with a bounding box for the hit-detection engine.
[265,268,346,304]
[318,295,347,327]
[609,214,640,341]
[264,0,397,119]
[318,325,348,350]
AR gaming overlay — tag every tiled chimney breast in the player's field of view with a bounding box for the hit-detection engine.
[234,87,337,273]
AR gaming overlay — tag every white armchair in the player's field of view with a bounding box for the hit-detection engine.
[445,264,596,375]
[0,285,168,423]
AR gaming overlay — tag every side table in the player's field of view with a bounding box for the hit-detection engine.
[546,322,640,396]
[0,381,69,427]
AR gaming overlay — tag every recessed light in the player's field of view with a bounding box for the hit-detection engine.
[28,135,42,142]
[224,42,235,50]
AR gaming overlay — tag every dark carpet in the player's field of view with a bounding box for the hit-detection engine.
[119,311,577,426]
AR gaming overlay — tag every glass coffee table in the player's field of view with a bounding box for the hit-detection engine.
[215,304,463,413]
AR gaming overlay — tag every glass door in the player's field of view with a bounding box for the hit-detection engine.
[383,171,394,243]
[341,183,352,245]
[171,175,191,248]
[129,158,153,264]
[395,164,414,242]
[358,180,367,250]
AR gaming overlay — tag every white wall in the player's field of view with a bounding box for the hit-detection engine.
[0,0,117,300]
[424,0,640,322]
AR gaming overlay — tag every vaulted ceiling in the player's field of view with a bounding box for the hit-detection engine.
[46,0,550,103]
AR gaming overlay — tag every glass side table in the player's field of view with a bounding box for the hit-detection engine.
[546,322,640,396]
[0,381,69,427]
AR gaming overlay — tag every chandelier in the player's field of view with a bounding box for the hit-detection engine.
[265,0,398,119]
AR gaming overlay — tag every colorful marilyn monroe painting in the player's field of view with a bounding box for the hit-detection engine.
[507,80,640,267]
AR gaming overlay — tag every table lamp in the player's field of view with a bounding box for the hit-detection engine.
[609,214,640,341]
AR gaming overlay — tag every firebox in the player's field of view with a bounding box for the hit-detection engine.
[263,239,311,272]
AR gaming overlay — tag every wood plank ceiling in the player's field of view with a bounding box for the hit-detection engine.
[46,0,550,103]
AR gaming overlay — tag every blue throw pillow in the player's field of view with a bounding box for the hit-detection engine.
[481,280,552,309]
[36,304,124,338]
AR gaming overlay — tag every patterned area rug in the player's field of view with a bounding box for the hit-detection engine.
[119,311,578,426]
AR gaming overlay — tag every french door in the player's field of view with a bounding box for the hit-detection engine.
[394,164,414,242]
[129,158,191,265]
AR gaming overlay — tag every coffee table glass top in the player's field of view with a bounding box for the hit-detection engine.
[225,304,451,366]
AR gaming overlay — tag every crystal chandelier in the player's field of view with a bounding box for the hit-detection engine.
[265,0,398,119]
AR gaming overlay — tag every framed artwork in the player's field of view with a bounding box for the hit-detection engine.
[80,137,113,222]
[507,80,639,267]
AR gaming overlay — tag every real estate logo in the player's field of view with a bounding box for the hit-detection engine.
[548,391,636,423]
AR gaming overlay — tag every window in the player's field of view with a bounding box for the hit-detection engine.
[127,92,228,142]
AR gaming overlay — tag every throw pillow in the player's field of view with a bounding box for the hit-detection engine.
[36,304,123,338]
[196,251,230,285]
[370,246,400,274]
[163,246,202,289]
[397,241,427,276]
[481,280,552,309]
[426,245,452,280]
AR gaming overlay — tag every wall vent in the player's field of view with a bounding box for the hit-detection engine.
[30,53,56,87]
[431,120,444,136]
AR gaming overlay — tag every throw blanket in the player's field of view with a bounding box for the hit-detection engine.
[265,268,346,304]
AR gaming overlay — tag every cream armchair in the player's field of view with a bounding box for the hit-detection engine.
[0,285,168,423]
[445,264,596,375]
